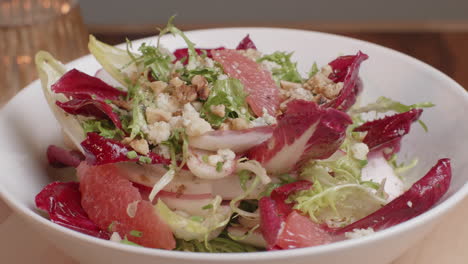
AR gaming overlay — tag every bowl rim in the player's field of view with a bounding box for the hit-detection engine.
[1,26,467,261]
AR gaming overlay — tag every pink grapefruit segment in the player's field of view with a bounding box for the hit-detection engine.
[211,49,280,117]
[277,211,333,249]
[77,162,175,249]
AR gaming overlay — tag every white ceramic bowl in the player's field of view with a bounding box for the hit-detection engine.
[1,28,467,264]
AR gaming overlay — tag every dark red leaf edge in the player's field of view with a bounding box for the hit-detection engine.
[236,34,257,50]
[56,98,124,130]
[35,181,110,239]
[354,109,423,158]
[325,51,368,111]
[81,132,171,166]
[173,47,225,64]
[332,158,451,234]
[51,69,127,100]
[47,145,84,168]
[247,100,352,172]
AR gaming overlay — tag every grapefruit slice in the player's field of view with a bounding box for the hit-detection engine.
[211,49,280,117]
[77,162,175,249]
[276,211,333,249]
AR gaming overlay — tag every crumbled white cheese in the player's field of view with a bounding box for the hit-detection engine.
[207,154,224,166]
[168,116,184,129]
[351,142,369,160]
[155,93,179,113]
[217,148,235,160]
[153,144,171,160]
[251,108,277,127]
[218,74,228,80]
[345,228,375,239]
[261,60,281,72]
[407,201,413,208]
[204,57,215,68]
[182,103,213,136]
[147,121,171,144]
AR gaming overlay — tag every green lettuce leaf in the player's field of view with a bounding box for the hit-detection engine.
[82,119,124,139]
[291,128,387,227]
[155,196,232,242]
[200,78,252,126]
[88,35,137,88]
[135,43,173,82]
[258,51,303,83]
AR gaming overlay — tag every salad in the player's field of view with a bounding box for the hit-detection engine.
[34,18,452,252]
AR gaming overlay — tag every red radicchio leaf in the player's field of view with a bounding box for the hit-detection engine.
[51,69,127,100]
[56,98,123,129]
[270,180,313,218]
[247,100,352,174]
[35,182,110,239]
[47,145,84,168]
[333,158,451,234]
[259,180,313,249]
[324,51,368,111]
[80,132,171,166]
[173,47,225,65]
[236,34,257,50]
[354,109,423,158]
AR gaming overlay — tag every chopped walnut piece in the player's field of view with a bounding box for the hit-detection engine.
[231,118,251,130]
[210,104,226,117]
[173,84,198,103]
[304,65,343,100]
[129,138,150,155]
[112,100,133,110]
[280,80,303,90]
[146,107,172,124]
[191,75,210,100]
[149,81,168,94]
[219,122,231,130]
[197,85,211,100]
[169,77,184,88]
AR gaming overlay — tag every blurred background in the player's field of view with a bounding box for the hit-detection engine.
[1,0,467,105]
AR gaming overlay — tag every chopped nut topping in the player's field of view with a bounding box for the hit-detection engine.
[112,100,133,110]
[231,118,251,130]
[173,84,198,103]
[197,85,211,100]
[129,138,150,155]
[304,65,343,100]
[169,77,184,88]
[149,81,168,94]
[191,75,210,100]
[280,80,303,90]
[191,75,207,88]
[219,122,231,130]
[146,107,172,124]
[210,104,226,117]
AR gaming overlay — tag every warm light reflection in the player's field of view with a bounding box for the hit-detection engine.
[60,2,70,14]
[16,55,32,65]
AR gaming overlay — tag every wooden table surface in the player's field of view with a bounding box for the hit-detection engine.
[1,29,467,264]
